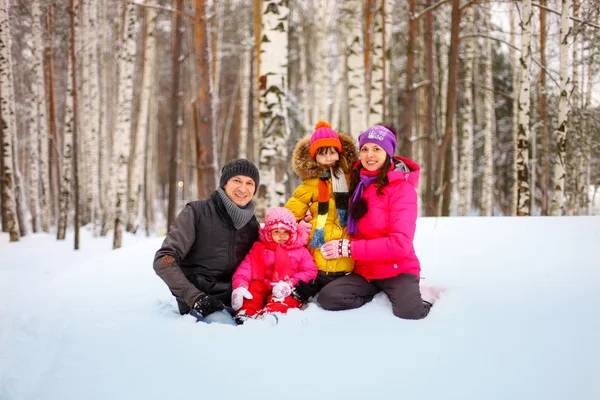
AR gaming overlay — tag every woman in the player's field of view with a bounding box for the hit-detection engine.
[317,125,440,319]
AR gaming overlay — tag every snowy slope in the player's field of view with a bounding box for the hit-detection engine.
[1,217,599,400]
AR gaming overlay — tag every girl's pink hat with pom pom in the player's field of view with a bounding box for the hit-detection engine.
[264,207,298,244]
[309,121,343,159]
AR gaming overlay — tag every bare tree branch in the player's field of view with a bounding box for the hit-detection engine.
[532,2,600,29]
[461,33,561,89]
[128,1,194,20]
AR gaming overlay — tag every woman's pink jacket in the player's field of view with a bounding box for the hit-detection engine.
[350,156,421,281]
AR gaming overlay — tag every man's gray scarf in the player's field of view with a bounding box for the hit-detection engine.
[217,187,255,230]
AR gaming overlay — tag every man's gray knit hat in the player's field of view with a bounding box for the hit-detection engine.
[219,158,260,193]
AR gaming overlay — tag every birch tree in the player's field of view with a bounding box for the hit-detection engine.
[312,1,330,123]
[433,0,461,216]
[31,0,50,232]
[83,0,100,232]
[127,5,156,233]
[480,5,494,216]
[239,6,253,157]
[256,0,290,217]
[194,0,217,202]
[26,91,40,233]
[510,4,519,215]
[344,0,367,136]
[112,3,137,249]
[368,0,384,126]
[539,0,550,215]
[403,0,416,158]
[0,0,19,241]
[551,0,572,216]
[458,5,474,216]
[515,0,532,216]
[57,37,75,240]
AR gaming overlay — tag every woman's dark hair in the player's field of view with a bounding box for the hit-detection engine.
[350,154,392,196]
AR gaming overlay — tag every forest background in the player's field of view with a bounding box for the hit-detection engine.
[1,0,599,249]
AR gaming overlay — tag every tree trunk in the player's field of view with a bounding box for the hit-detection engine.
[0,0,20,241]
[480,5,494,216]
[57,39,75,241]
[255,0,290,218]
[551,0,572,216]
[69,0,80,249]
[432,0,460,216]
[344,0,367,137]
[423,0,435,216]
[112,2,137,249]
[32,0,50,232]
[239,6,253,157]
[458,5,474,217]
[194,0,217,203]
[510,4,519,216]
[44,5,59,229]
[539,0,549,216]
[515,0,532,216]
[127,4,156,233]
[368,0,384,126]
[403,0,416,157]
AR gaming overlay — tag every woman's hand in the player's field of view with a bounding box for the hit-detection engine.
[320,239,352,259]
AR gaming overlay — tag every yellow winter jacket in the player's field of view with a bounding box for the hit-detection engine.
[285,131,358,274]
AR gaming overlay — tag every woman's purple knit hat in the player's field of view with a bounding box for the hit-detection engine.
[358,125,397,158]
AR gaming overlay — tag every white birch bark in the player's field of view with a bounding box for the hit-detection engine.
[438,6,449,143]
[27,93,40,232]
[481,6,494,216]
[568,0,584,215]
[31,0,50,232]
[584,13,597,214]
[344,0,367,136]
[57,56,74,240]
[0,0,19,241]
[510,4,519,215]
[515,0,532,216]
[551,0,572,216]
[297,18,310,131]
[239,7,252,157]
[99,0,116,236]
[112,3,137,249]
[368,0,384,126]
[457,6,474,217]
[84,0,100,232]
[383,0,394,122]
[312,1,329,124]
[256,0,290,217]
[127,5,156,233]
[78,0,91,224]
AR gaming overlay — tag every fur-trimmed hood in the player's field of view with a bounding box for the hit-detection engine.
[291,131,358,181]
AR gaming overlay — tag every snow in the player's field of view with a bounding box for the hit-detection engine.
[1,216,599,400]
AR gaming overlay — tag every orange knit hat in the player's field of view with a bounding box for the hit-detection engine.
[309,121,343,159]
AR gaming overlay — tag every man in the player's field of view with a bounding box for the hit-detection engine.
[153,158,260,319]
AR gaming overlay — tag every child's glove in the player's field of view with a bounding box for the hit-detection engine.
[299,220,312,236]
[192,294,225,317]
[292,280,319,302]
[320,239,351,259]
[231,287,253,311]
[271,281,292,299]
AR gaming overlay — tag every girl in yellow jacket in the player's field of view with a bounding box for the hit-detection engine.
[285,121,358,302]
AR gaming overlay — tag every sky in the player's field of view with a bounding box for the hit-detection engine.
[1,216,599,400]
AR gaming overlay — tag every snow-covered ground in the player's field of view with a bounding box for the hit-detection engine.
[1,216,599,400]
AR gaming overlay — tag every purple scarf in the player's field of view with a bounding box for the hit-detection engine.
[347,172,378,235]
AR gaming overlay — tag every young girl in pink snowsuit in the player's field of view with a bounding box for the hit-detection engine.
[231,207,318,322]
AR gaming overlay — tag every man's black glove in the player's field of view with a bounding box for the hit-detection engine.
[192,294,225,317]
[292,280,319,302]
